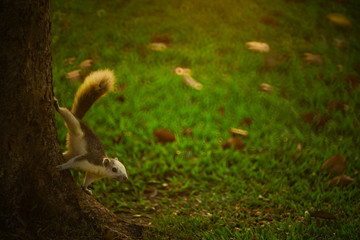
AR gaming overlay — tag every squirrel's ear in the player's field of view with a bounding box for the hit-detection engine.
[103,158,110,167]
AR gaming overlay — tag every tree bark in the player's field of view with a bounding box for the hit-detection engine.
[0,1,143,239]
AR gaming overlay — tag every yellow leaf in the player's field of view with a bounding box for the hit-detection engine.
[327,13,351,27]
[245,41,270,53]
[66,69,81,82]
[174,67,192,76]
[304,53,323,65]
[259,83,273,94]
[229,127,248,136]
[148,42,167,51]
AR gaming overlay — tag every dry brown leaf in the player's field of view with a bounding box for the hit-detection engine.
[261,16,279,27]
[150,34,173,45]
[62,57,76,66]
[229,127,248,136]
[259,83,273,94]
[144,186,158,199]
[183,75,203,90]
[173,67,202,90]
[79,59,94,71]
[239,117,253,127]
[320,155,346,174]
[174,67,192,76]
[344,74,359,90]
[310,210,336,220]
[222,137,245,151]
[263,54,288,70]
[66,69,82,82]
[182,128,193,138]
[153,128,176,143]
[245,41,270,53]
[78,59,94,78]
[327,13,351,27]
[333,38,347,49]
[301,112,329,127]
[148,42,167,51]
[329,174,354,187]
[117,83,126,92]
[218,106,225,117]
[293,142,303,159]
[116,95,126,103]
[327,100,349,112]
[304,53,323,65]
[337,64,344,73]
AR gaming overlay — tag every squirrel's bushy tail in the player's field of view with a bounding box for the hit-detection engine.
[72,69,115,119]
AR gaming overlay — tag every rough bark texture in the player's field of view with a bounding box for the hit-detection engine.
[0,1,143,239]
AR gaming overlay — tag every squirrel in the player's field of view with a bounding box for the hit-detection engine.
[54,69,127,195]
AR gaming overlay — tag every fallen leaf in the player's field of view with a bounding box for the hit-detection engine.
[116,95,126,103]
[78,59,94,78]
[310,210,336,220]
[262,54,288,70]
[344,74,359,90]
[229,127,248,136]
[320,155,346,174]
[337,64,344,72]
[174,67,192,76]
[148,42,167,51]
[301,112,329,127]
[327,13,351,27]
[259,83,273,94]
[218,106,225,117]
[66,69,82,82]
[239,117,253,127]
[333,38,347,49]
[153,128,176,143]
[183,75,203,90]
[329,174,354,187]
[293,142,303,159]
[222,137,245,151]
[62,57,76,66]
[151,34,173,45]
[144,186,158,199]
[116,83,126,92]
[245,41,270,53]
[79,59,94,71]
[103,230,117,240]
[182,128,193,138]
[261,16,279,27]
[113,133,124,144]
[327,100,349,112]
[173,67,203,90]
[304,53,323,65]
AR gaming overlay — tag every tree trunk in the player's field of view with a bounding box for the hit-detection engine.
[0,1,143,239]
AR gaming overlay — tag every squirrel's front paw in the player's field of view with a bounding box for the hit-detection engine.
[82,186,93,195]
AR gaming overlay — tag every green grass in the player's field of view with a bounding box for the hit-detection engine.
[51,0,360,239]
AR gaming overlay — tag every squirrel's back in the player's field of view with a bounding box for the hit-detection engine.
[72,69,115,119]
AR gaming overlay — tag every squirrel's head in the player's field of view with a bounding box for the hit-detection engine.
[103,157,128,181]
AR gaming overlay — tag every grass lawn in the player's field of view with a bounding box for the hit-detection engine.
[51,0,360,239]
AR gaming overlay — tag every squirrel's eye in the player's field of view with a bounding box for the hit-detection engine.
[112,167,117,173]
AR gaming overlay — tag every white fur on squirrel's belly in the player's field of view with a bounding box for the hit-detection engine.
[75,161,107,177]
